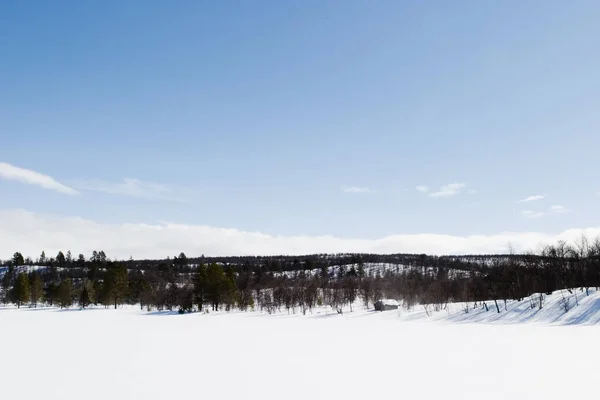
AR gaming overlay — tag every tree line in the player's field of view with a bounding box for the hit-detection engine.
[2,236,600,314]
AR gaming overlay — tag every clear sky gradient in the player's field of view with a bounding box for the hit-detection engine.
[1,1,599,257]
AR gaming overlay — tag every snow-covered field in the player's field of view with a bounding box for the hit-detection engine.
[2,294,599,400]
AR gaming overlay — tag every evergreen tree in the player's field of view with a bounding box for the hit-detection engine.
[12,252,24,267]
[57,279,73,309]
[357,262,365,279]
[76,254,86,268]
[206,263,224,311]
[83,279,96,305]
[47,255,59,281]
[39,250,46,265]
[178,286,194,313]
[222,266,238,311]
[13,273,30,308]
[174,252,188,270]
[164,282,179,311]
[92,280,102,305]
[104,265,129,309]
[30,272,44,307]
[56,251,66,267]
[88,265,98,281]
[193,262,207,310]
[80,286,91,309]
[133,278,151,310]
[45,282,58,306]
[98,281,112,308]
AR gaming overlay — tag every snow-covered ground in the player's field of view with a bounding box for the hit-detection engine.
[2,291,599,400]
[401,287,600,325]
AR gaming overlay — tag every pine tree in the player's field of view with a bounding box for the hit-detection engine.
[206,263,225,311]
[77,254,86,268]
[98,281,112,308]
[174,252,188,272]
[223,266,238,311]
[80,287,91,309]
[56,251,66,267]
[164,282,179,311]
[45,282,58,306]
[12,252,24,267]
[39,251,46,265]
[13,273,30,308]
[203,263,239,312]
[57,279,73,309]
[357,262,365,279]
[30,273,44,308]
[193,262,207,310]
[81,279,96,305]
[134,278,151,310]
[92,280,101,305]
[104,265,129,309]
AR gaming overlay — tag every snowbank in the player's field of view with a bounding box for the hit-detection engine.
[398,288,600,326]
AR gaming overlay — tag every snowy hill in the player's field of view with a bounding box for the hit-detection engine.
[396,287,600,326]
[0,264,49,276]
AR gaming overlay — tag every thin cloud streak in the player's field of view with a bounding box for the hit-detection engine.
[76,178,191,202]
[341,186,373,194]
[0,162,79,195]
[428,183,466,198]
[519,195,545,203]
[550,205,571,213]
[522,210,545,219]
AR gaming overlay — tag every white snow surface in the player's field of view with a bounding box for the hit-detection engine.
[2,289,600,400]
[411,288,600,325]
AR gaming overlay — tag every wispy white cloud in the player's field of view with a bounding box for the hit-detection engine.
[550,205,571,213]
[3,209,600,259]
[468,189,477,195]
[518,195,545,203]
[521,210,545,219]
[0,162,79,195]
[341,186,373,194]
[416,185,430,193]
[76,178,189,202]
[428,183,466,198]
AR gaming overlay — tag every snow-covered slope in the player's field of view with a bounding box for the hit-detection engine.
[0,264,49,276]
[395,288,600,326]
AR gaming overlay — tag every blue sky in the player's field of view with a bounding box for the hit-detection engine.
[1,1,599,257]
